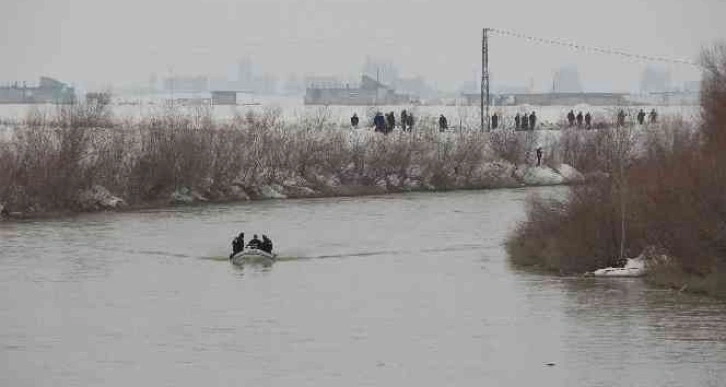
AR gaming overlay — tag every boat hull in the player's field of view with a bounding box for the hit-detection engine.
[230,249,276,265]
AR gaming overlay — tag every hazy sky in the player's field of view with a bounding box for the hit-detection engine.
[1,0,723,91]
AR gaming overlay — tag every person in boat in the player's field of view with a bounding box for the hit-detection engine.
[247,234,262,250]
[230,232,244,258]
[261,235,273,253]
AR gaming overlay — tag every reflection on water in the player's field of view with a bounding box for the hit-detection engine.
[1,187,725,386]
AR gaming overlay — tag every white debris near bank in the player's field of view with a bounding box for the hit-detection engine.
[77,185,126,211]
[554,164,585,183]
[516,165,565,186]
[259,184,287,199]
[592,257,647,277]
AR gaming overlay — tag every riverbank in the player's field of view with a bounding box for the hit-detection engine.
[0,156,585,221]
[0,107,591,221]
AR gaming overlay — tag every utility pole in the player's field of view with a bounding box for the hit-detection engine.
[481,28,490,131]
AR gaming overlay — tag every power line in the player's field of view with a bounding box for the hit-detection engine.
[489,28,701,68]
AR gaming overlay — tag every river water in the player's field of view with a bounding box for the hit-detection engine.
[1,188,725,386]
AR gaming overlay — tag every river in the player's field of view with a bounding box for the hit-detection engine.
[1,187,725,386]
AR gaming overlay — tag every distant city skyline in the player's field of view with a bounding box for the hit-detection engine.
[2,0,720,93]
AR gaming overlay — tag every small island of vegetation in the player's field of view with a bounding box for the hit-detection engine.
[506,44,726,298]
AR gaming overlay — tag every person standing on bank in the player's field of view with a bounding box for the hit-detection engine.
[529,111,537,130]
[585,112,592,129]
[617,109,626,127]
[536,147,543,167]
[439,114,448,132]
[386,111,396,133]
[491,113,499,130]
[567,110,576,127]
[637,109,646,125]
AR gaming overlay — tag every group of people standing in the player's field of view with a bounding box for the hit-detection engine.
[354,110,415,134]
[637,109,658,125]
[567,110,593,129]
[569,108,658,129]
[230,232,274,258]
[513,112,537,130]
[618,108,657,127]
[485,112,536,130]
[352,107,659,132]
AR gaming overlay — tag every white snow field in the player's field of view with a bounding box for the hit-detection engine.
[0,94,700,130]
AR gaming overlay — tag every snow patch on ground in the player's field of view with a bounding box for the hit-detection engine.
[517,166,565,186]
[77,185,126,210]
[259,184,287,199]
[554,163,585,183]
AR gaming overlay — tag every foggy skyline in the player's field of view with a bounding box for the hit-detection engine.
[2,0,723,92]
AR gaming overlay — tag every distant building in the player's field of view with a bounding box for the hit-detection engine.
[640,66,671,93]
[396,76,436,99]
[552,66,583,93]
[163,75,209,93]
[304,75,413,105]
[0,77,76,104]
[211,91,237,105]
[85,92,112,105]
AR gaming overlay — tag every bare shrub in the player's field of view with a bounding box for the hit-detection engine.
[488,129,538,166]
[508,43,726,296]
[507,181,626,273]
[700,42,726,149]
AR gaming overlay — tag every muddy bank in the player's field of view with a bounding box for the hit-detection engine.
[0,161,585,221]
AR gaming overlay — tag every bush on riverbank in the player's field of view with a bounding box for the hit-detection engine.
[507,44,726,298]
[0,103,591,217]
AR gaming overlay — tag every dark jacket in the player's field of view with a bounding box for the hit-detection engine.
[247,237,262,249]
[374,113,386,132]
[261,236,273,253]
